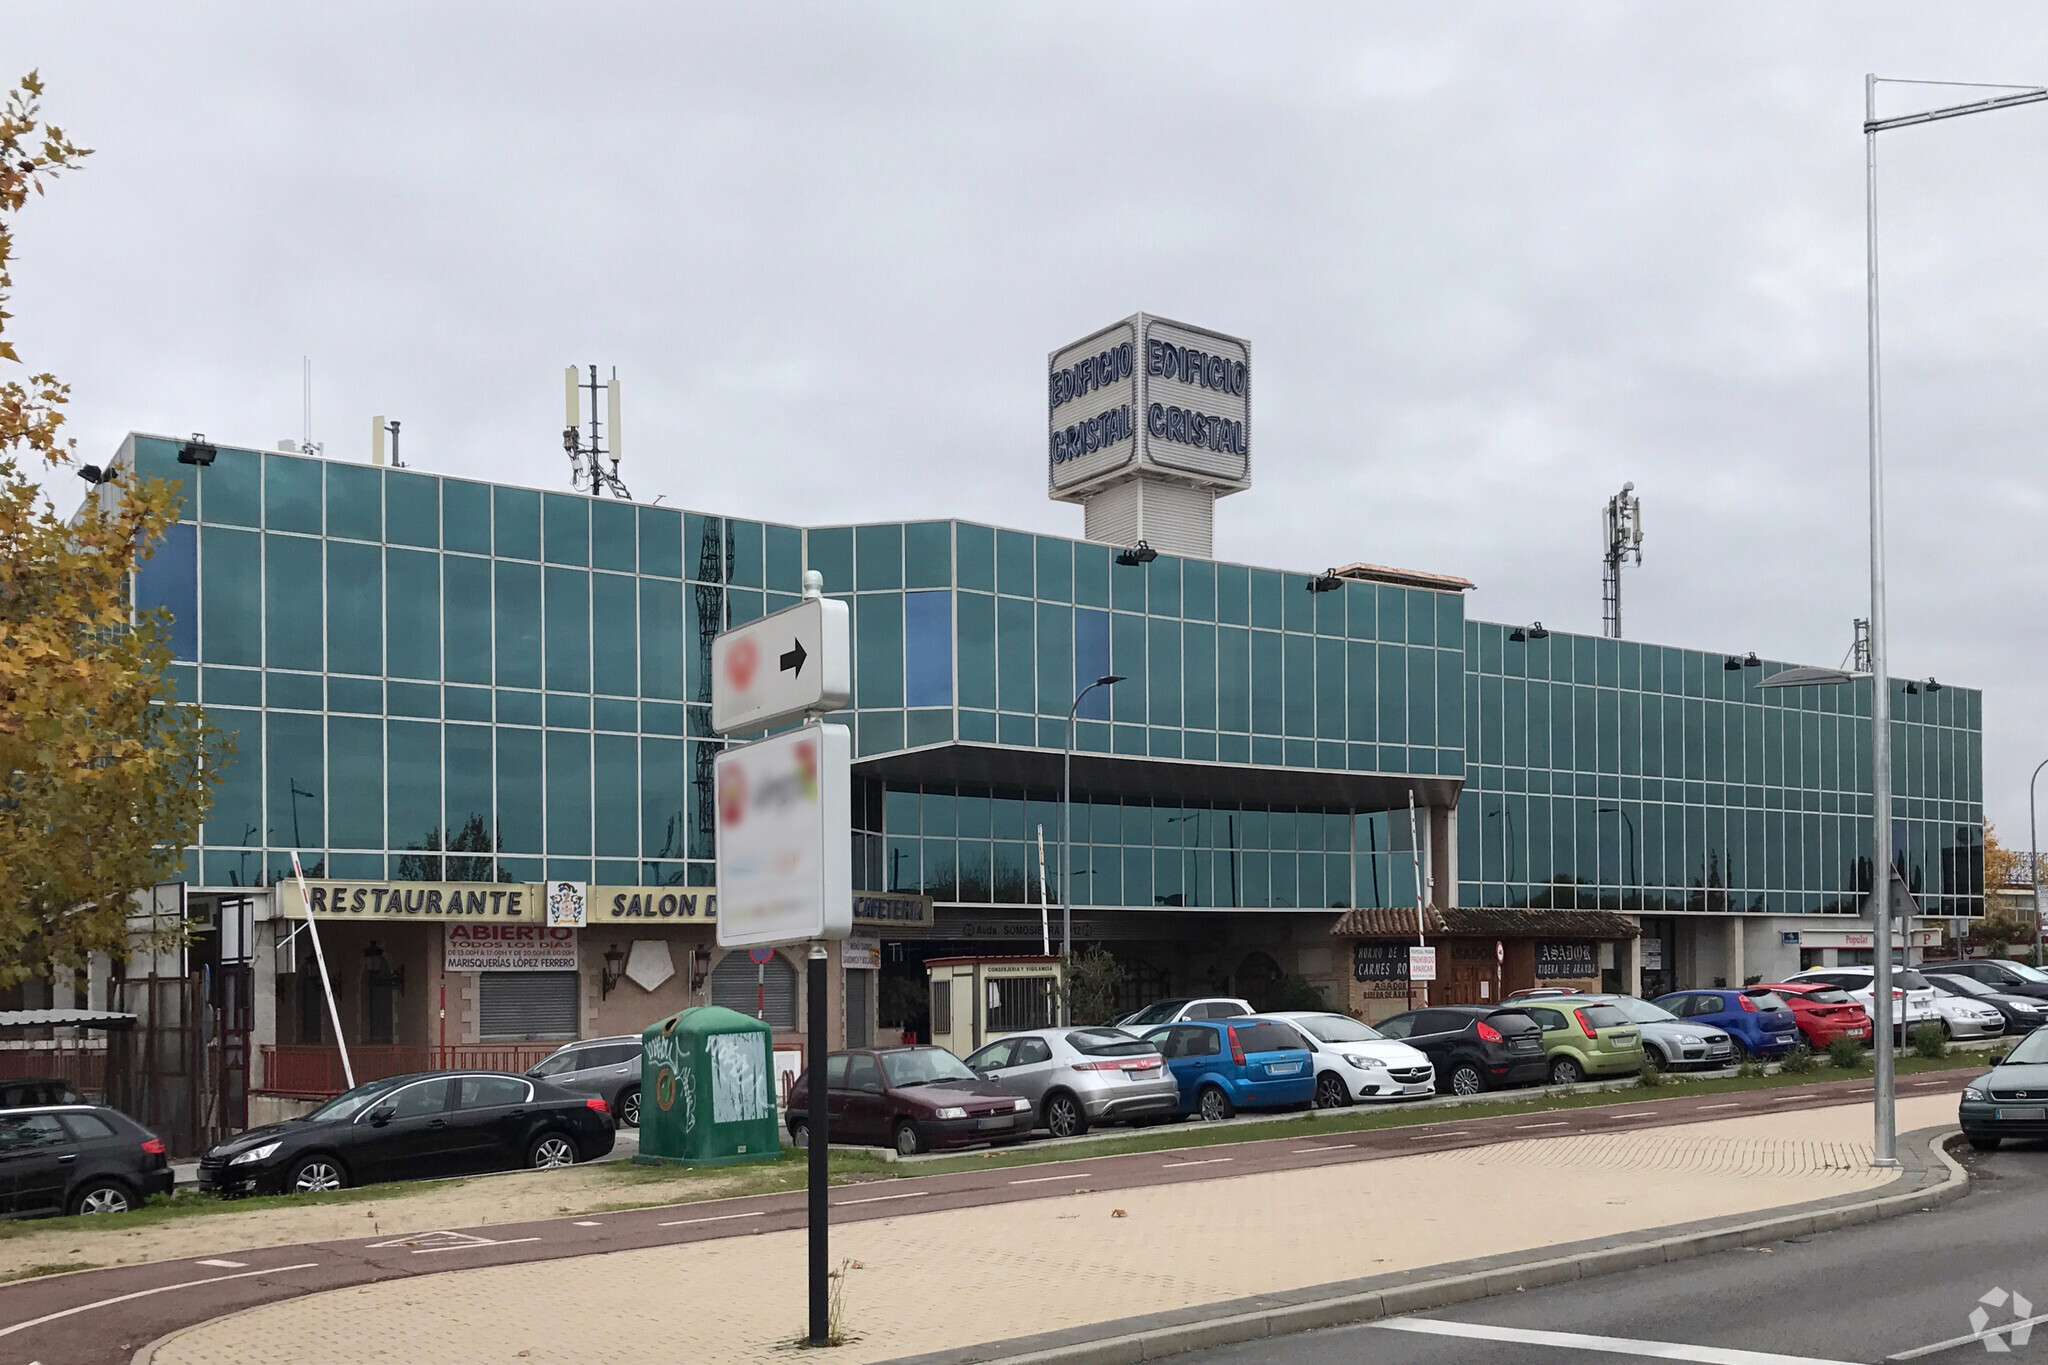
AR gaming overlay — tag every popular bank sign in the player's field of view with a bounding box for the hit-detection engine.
[1047,313,1252,498]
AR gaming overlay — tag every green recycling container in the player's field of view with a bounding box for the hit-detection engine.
[633,1005,781,1167]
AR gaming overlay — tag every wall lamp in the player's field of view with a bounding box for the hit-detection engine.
[1904,677,1942,696]
[363,940,405,995]
[1508,622,1549,643]
[1115,540,1159,566]
[76,464,119,486]
[177,433,217,467]
[601,943,627,998]
[1307,571,1345,593]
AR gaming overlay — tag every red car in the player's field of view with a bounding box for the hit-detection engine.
[1756,982,1872,1048]
[785,1046,1033,1157]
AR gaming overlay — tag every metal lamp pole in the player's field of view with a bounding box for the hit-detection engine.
[2030,759,2048,966]
[1862,73,2047,1166]
[1062,674,1123,1024]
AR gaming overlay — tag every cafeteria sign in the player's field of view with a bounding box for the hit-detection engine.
[445,923,579,972]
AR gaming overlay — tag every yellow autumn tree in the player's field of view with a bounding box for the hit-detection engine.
[0,72,220,991]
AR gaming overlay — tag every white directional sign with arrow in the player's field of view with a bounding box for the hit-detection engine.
[710,592,852,735]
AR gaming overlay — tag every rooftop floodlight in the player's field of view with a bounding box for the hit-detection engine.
[1904,680,1919,695]
[1925,677,1942,693]
[1308,570,1344,593]
[1529,622,1549,640]
[1724,656,1744,671]
[1115,540,1159,567]
[1509,627,1526,643]
[1744,653,1762,668]
[76,464,118,486]
[177,433,217,467]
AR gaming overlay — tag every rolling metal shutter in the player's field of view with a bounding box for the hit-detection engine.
[478,972,581,1040]
[710,951,797,1029]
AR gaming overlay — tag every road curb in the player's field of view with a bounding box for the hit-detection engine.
[878,1124,1967,1365]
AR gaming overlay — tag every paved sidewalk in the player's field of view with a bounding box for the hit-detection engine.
[145,1094,1954,1365]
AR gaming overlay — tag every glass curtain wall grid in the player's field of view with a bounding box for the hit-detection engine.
[1456,621,1985,920]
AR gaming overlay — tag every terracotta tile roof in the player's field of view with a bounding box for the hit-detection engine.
[1329,907,1641,939]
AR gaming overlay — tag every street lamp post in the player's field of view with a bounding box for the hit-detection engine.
[1062,674,1123,1024]
[2030,759,2048,966]
[1859,73,2046,1166]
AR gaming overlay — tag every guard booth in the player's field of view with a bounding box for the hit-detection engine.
[635,1005,781,1167]
[925,956,1063,1056]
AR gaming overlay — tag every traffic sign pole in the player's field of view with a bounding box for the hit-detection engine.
[807,943,829,1344]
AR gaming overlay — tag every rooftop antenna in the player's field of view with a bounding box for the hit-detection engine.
[563,364,632,499]
[301,357,323,456]
[1601,481,1643,639]
[370,416,405,469]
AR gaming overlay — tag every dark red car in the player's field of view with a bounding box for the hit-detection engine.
[785,1046,1033,1157]
[1755,982,1872,1048]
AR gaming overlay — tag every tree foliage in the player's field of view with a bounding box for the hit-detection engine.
[1985,820,2029,893]
[1059,945,1126,1026]
[0,72,221,990]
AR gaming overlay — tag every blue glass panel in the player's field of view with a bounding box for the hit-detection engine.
[386,470,438,548]
[905,590,953,708]
[326,462,381,542]
[265,534,323,670]
[444,480,492,555]
[1074,609,1111,720]
[386,548,440,680]
[137,521,197,660]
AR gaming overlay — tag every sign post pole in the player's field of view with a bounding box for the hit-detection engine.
[290,852,354,1090]
[807,943,829,1342]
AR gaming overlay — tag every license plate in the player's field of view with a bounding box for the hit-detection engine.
[976,1115,1015,1130]
[1997,1107,2047,1122]
[1848,1028,1868,1037]
[1267,1062,1301,1076]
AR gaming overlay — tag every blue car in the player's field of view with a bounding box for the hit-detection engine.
[1652,988,1802,1062]
[1140,1017,1316,1121]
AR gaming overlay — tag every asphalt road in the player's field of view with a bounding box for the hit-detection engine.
[1175,1137,2048,1364]
[0,1071,1970,1365]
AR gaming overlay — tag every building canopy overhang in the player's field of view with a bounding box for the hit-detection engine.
[1331,907,1640,940]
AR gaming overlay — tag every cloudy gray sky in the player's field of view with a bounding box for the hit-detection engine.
[18,4,2048,840]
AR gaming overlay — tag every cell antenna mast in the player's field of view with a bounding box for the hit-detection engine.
[563,364,632,499]
[1601,481,1643,639]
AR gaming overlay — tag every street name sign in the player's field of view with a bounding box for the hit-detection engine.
[711,594,851,734]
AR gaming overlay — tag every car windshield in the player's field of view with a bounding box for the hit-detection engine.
[1797,987,1858,1004]
[880,1049,978,1088]
[529,1049,584,1077]
[2003,1031,2048,1065]
[1612,998,1680,1025]
[1743,990,1789,1011]
[1067,1029,1154,1056]
[1296,1014,1385,1044]
[305,1079,400,1123]
[1937,975,1995,998]
[1120,1000,1190,1027]
[2001,961,2048,984]
[1581,1004,1630,1029]
[1232,1021,1307,1053]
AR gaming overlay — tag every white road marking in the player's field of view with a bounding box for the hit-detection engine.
[1770,1094,1811,1102]
[1516,1121,1569,1130]
[658,1211,764,1227]
[1375,1315,1863,1363]
[1008,1172,1092,1184]
[1889,1306,2048,1359]
[1695,1102,1741,1110]
[1159,1157,1233,1169]
[0,1263,321,1341]
[193,1259,246,1268]
[412,1237,540,1254]
[1411,1130,1470,1140]
[835,1191,928,1205]
[1290,1145,1349,1152]
[1606,1112,1659,1119]
[573,1220,602,1227]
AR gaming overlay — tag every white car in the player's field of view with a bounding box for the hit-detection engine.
[1111,997,1254,1031]
[1783,967,1941,1032]
[1266,1010,1435,1105]
[1927,992,2005,1040]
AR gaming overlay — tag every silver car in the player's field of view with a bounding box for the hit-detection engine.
[1110,997,1254,1031]
[527,1035,643,1127]
[965,1027,1179,1137]
[1584,994,1734,1072]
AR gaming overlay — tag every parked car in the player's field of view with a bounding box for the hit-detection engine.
[1583,995,1734,1071]
[1753,983,1873,1049]
[1927,990,2006,1041]
[964,1027,1178,1136]
[1960,1026,2048,1150]
[1503,987,1583,1001]
[1515,1000,1645,1084]
[197,1071,616,1196]
[1652,989,1801,1062]
[0,1103,173,1217]
[1265,1010,1435,1106]
[528,1035,644,1127]
[1782,967,1942,1035]
[0,1078,81,1109]
[1923,958,2048,1003]
[786,1047,1032,1156]
[1926,971,2048,1034]
[1112,997,1254,1031]
[1138,1018,1316,1120]
[1373,1006,1549,1095]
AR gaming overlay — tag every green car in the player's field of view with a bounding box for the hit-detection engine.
[1960,1025,2048,1151]
[1517,1000,1645,1084]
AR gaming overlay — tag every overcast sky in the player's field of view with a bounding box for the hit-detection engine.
[17,4,2048,841]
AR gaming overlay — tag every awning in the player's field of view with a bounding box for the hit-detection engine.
[0,1009,137,1029]
[1331,907,1640,940]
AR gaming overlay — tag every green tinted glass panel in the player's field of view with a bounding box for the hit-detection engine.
[264,455,322,534]
[494,561,542,688]
[729,520,764,588]
[206,708,261,847]
[638,504,682,577]
[496,727,542,852]
[1149,618,1182,727]
[326,463,381,542]
[328,717,384,848]
[444,723,493,853]
[387,719,441,854]
[593,573,636,696]
[543,493,589,566]
[1216,563,1249,626]
[200,526,261,665]
[767,524,804,592]
[997,595,1034,715]
[807,527,851,592]
[1151,558,1182,617]
[595,733,637,856]
[266,711,324,850]
[956,523,994,593]
[958,592,996,709]
[386,549,440,680]
[203,447,261,527]
[264,535,323,670]
[443,480,492,555]
[546,730,591,855]
[494,486,541,560]
[640,578,683,700]
[544,567,590,692]
[326,540,382,675]
[1251,631,1282,733]
[1111,612,1145,724]
[1074,541,1110,608]
[588,499,634,572]
[857,594,905,710]
[385,470,438,548]
[443,556,492,685]
[640,737,686,861]
[905,522,951,589]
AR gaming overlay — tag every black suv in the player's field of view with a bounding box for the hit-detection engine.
[1921,959,2048,1003]
[1374,1006,1549,1095]
[0,1104,174,1217]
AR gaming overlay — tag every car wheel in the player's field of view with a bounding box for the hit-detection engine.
[1198,1085,1234,1122]
[1725,1037,1749,1064]
[1314,1072,1350,1109]
[789,1119,810,1148]
[288,1156,347,1194]
[1449,1064,1484,1096]
[894,1121,924,1157]
[528,1132,579,1170]
[618,1087,641,1128]
[1044,1091,1089,1139]
[1940,1020,1954,1040]
[69,1180,135,1216]
[1550,1056,1584,1086]
[1970,1134,2003,1152]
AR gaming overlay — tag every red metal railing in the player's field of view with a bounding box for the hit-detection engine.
[259,1044,562,1097]
[0,1045,108,1096]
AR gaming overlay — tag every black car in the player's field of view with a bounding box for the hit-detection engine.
[1926,972,2048,1033]
[1373,1006,1549,1095]
[198,1071,616,1196]
[1922,959,2048,1003]
[0,1078,81,1109]
[0,1104,174,1217]
[1961,1026,2048,1150]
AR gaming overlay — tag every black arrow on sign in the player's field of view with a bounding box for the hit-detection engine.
[780,640,807,677]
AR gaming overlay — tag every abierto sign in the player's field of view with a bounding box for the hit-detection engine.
[710,594,851,734]
[713,724,853,947]
[444,923,579,972]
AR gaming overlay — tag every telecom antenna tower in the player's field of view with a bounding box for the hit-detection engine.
[1601,482,1643,639]
[564,364,631,499]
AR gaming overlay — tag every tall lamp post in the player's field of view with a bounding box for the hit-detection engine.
[1062,674,1124,1024]
[2030,758,2048,966]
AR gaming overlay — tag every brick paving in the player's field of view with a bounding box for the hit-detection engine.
[141,1094,1951,1364]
